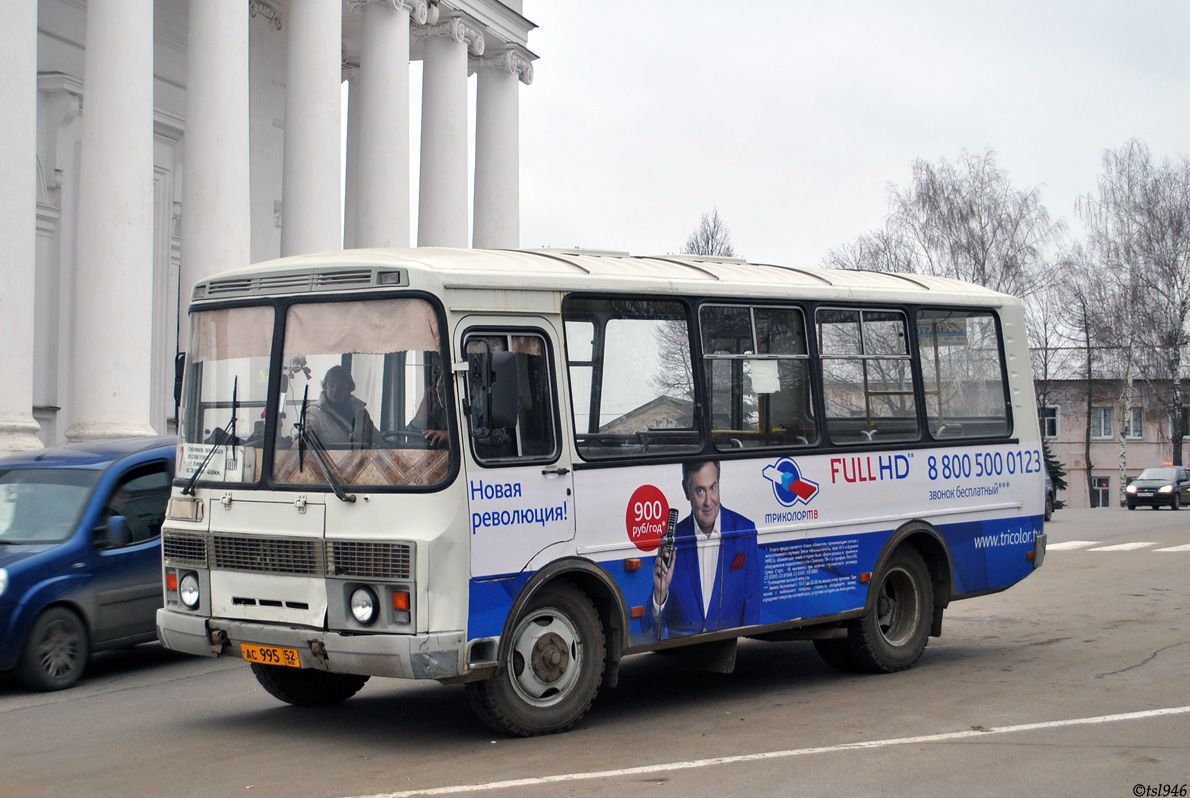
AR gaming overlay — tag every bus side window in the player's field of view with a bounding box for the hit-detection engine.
[562,297,701,459]
[464,332,559,464]
[700,304,817,450]
[917,310,1010,439]
[818,308,920,445]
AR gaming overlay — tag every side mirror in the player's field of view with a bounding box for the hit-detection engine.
[466,342,518,437]
[174,352,186,411]
[101,515,131,549]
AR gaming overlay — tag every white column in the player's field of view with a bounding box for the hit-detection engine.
[182,0,251,318]
[0,0,41,454]
[473,51,532,250]
[353,0,422,248]
[343,71,361,249]
[281,1,342,256]
[417,18,483,248]
[67,0,156,442]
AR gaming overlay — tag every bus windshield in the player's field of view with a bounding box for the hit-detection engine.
[179,298,453,491]
[178,305,274,485]
[271,297,452,490]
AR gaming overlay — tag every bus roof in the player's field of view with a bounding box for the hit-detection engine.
[191,247,1017,307]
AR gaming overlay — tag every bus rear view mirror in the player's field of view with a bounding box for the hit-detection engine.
[466,344,518,437]
[174,352,186,411]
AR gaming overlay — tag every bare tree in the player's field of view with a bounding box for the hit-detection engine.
[652,209,736,401]
[652,318,694,401]
[683,208,735,258]
[1075,139,1190,490]
[821,227,918,273]
[825,149,1064,301]
[1058,244,1114,504]
[1028,278,1078,423]
[1129,144,1190,464]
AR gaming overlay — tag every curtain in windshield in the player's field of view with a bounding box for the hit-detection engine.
[273,297,451,489]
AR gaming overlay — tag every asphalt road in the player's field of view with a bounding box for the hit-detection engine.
[2,507,1187,798]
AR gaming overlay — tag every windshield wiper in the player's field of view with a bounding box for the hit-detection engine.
[294,388,356,504]
[182,376,239,496]
[297,385,309,474]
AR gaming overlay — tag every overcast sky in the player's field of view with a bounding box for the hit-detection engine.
[512,1,1190,267]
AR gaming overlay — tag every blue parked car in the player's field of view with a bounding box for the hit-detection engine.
[0,436,175,691]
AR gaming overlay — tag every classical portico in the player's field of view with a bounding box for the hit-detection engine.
[1,0,536,454]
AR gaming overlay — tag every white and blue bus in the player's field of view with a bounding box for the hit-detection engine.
[157,247,1047,736]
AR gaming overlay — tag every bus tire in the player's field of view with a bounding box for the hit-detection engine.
[249,663,369,706]
[18,607,89,691]
[847,547,933,673]
[812,637,861,672]
[465,582,605,737]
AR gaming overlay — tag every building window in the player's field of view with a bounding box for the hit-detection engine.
[1040,406,1059,438]
[1090,476,1111,508]
[1124,407,1144,440]
[1090,406,1114,440]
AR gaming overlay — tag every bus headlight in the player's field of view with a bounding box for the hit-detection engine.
[350,587,378,625]
[0,567,7,598]
[179,572,201,609]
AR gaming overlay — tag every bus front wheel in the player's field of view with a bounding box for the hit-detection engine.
[465,582,605,736]
[846,547,933,673]
[250,663,369,706]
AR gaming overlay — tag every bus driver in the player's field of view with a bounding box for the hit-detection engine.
[303,365,379,449]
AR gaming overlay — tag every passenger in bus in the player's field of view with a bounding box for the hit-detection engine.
[303,365,379,449]
[641,460,761,641]
[407,367,449,449]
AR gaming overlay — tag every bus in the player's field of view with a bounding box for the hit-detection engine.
[157,247,1047,736]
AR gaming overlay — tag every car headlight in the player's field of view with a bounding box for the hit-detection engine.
[0,567,7,598]
[350,586,378,625]
[1159,485,1174,494]
[1126,485,1138,494]
[179,572,201,609]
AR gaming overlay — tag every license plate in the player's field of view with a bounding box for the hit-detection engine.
[1139,491,1153,497]
[240,643,301,668]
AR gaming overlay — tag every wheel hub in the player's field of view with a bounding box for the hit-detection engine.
[39,621,79,677]
[530,631,570,683]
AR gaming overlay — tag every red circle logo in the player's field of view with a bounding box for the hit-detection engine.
[625,485,670,552]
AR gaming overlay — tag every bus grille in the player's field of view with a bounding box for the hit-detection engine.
[327,541,413,580]
[163,532,208,568]
[164,533,413,580]
[211,535,323,575]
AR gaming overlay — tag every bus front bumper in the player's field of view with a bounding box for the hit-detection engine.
[157,609,464,680]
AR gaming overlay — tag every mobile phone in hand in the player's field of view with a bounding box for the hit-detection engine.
[660,508,678,568]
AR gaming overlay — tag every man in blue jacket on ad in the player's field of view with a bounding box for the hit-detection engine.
[642,460,761,641]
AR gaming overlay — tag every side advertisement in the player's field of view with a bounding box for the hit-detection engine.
[467,444,1044,646]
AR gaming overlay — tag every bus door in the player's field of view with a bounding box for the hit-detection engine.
[459,324,574,579]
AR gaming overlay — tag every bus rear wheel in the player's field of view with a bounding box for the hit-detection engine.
[846,547,933,673]
[465,582,605,737]
[250,663,369,706]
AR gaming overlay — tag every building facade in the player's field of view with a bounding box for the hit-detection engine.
[1039,378,1189,509]
[0,0,535,455]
